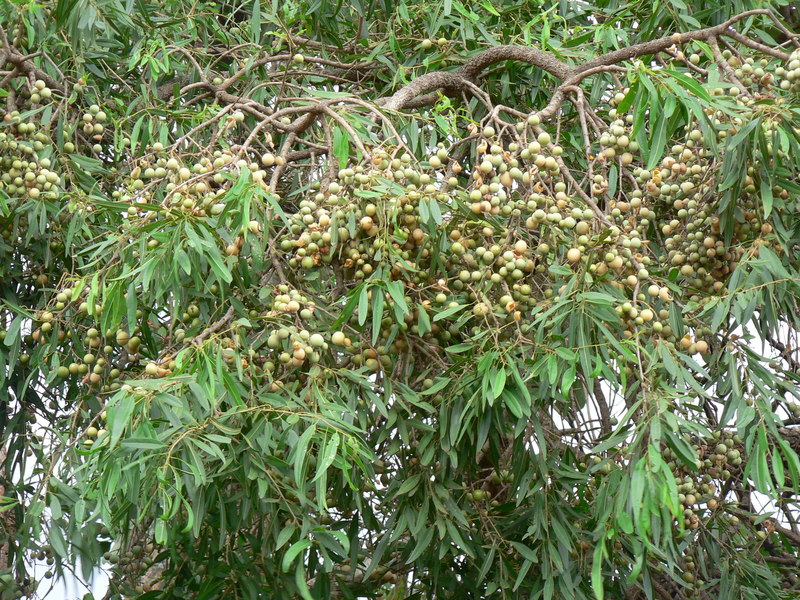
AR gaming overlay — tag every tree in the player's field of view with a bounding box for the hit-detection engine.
[1,0,800,598]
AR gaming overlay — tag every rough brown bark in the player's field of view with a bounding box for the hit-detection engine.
[0,447,10,572]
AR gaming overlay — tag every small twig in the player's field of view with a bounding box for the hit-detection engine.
[725,30,790,61]
[578,9,773,74]
[709,36,752,97]
[320,105,369,159]
[766,11,800,48]
[191,305,235,347]
[533,123,609,222]
[269,132,296,192]
[565,86,592,158]
[664,47,709,76]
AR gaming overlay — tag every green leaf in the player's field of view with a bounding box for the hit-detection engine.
[282,539,312,572]
[48,495,62,520]
[434,303,467,321]
[295,561,314,600]
[206,249,233,283]
[109,392,135,448]
[406,525,434,563]
[386,280,409,321]
[4,315,22,347]
[501,389,524,419]
[664,429,698,470]
[664,69,713,102]
[396,473,421,495]
[445,343,472,354]
[491,368,506,400]
[510,541,538,563]
[616,511,633,535]
[276,523,296,550]
[513,559,534,591]
[417,305,431,336]
[371,290,384,345]
[49,524,68,558]
[312,432,340,482]
[121,438,165,450]
[592,541,605,600]
[358,285,370,326]
[646,103,669,170]
[293,425,317,484]
[333,125,350,170]
[420,377,451,396]
[760,169,774,218]
[428,198,443,225]
[480,0,500,16]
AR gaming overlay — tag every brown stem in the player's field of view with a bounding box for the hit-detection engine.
[578,9,773,74]
[725,29,790,60]
[191,305,235,347]
[0,26,65,93]
[709,36,752,97]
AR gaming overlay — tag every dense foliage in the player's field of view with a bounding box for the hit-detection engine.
[2,1,800,599]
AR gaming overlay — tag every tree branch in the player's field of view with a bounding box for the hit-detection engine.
[578,9,773,74]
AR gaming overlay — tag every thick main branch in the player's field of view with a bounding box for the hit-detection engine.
[383,8,777,112]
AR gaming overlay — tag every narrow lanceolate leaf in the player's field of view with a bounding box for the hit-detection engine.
[491,367,506,399]
[282,539,312,572]
[312,432,340,482]
[333,125,351,170]
[371,291,384,345]
[358,284,370,326]
[294,425,317,484]
[109,392,135,448]
[592,541,606,600]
